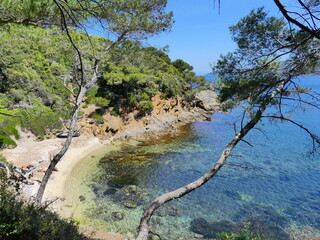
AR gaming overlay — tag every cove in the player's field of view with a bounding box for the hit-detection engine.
[62,75,320,240]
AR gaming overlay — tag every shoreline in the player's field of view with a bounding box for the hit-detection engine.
[1,91,219,239]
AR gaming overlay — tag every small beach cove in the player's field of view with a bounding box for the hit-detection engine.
[58,109,320,240]
[57,125,199,240]
[57,76,320,240]
[2,90,219,240]
[2,77,320,240]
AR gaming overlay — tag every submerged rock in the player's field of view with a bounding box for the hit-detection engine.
[123,200,138,209]
[190,217,236,238]
[103,188,117,196]
[79,195,86,201]
[111,211,125,221]
[167,206,180,217]
[223,190,242,201]
[229,204,291,239]
[123,184,139,194]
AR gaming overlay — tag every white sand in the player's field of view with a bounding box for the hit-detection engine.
[2,131,108,200]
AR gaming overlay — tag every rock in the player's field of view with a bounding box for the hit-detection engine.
[103,188,117,196]
[123,185,138,194]
[79,195,86,201]
[155,209,167,217]
[190,217,236,239]
[192,233,204,239]
[111,211,125,221]
[194,90,220,112]
[167,206,180,216]
[223,190,242,201]
[123,200,138,209]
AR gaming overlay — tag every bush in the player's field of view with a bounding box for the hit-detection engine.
[139,100,153,111]
[0,174,89,240]
[20,110,63,139]
[0,135,17,149]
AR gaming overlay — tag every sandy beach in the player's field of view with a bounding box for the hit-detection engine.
[2,131,129,240]
[1,93,219,239]
[2,130,108,200]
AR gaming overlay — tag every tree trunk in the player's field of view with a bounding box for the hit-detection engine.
[135,80,286,240]
[35,86,87,204]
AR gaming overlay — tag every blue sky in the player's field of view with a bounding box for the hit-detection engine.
[147,0,283,75]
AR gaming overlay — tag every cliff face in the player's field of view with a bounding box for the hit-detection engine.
[79,90,220,141]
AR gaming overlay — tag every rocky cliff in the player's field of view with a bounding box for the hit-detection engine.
[79,90,220,141]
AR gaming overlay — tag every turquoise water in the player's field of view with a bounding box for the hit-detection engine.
[80,75,320,239]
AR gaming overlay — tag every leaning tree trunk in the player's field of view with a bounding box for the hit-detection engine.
[135,80,287,240]
[35,86,87,204]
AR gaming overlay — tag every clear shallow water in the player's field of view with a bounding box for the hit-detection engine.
[73,75,320,239]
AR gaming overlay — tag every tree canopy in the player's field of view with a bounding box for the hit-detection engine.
[215,7,320,113]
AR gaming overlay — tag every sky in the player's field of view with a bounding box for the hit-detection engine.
[147,0,283,75]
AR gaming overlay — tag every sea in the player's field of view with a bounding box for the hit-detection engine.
[64,75,320,240]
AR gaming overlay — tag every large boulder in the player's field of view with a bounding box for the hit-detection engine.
[194,90,220,112]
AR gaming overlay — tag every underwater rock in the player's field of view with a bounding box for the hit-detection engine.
[167,206,180,217]
[103,188,117,196]
[154,206,180,217]
[192,233,204,239]
[123,200,138,209]
[123,184,138,194]
[231,204,290,240]
[233,204,289,228]
[79,195,86,201]
[108,174,140,188]
[155,209,167,217]
[223,190,242,201]
[242,218,290,240]
[190,217,235,238]
[111,212,125,221]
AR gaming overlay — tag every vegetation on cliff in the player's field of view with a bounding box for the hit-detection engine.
[0,24,208,148]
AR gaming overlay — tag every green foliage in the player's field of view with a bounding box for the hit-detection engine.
[139,100,153,111]
[229,7,287,53]
[87,96,110,107]
[20,110,63,139]
[0,20,207,141]
[217,224,266,240]
[0,24,79,142]
[0,174,89,240]
[110,107,120,117]
[96,41,207,112]
[214,8,320,111]
[0,108,20,148]
[0,153,9,165]
[0,136,17,149]
[91,109,106,124]
[99,0,173,40]
[0,0,60,26]
[172,59,193,73]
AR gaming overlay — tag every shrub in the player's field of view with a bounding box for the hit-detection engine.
[0,174,89,240]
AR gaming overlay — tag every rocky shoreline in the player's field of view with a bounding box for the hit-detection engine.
[79,90,220,142]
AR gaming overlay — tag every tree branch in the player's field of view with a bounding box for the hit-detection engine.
[225,163,257,170]
[135,79,288,240]
[262,115,320,153]
[273,0,320,40]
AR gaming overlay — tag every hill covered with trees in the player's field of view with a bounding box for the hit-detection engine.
[0,24,209,148]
